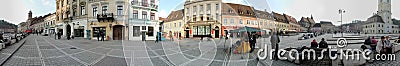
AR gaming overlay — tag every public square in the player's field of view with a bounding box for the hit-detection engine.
[0,33,398,66]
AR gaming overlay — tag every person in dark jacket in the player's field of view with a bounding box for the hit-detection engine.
[311,39,318,48]
[319,38,328,48]
[57,32,61,39]
[100,31,105,41]
[364,37,372,45]
[249,33,257,52]
[66,32,71,40]
[270,31,280,60]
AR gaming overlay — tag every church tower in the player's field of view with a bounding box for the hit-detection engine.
[28,10,32,19]
[377,0,392,24]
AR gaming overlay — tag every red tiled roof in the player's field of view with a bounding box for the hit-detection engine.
[164,9,184,22]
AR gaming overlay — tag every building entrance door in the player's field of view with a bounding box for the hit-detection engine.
[185,30,189,38]
[113,25,123,40]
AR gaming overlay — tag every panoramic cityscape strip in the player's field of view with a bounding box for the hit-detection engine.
[0,0,399,66]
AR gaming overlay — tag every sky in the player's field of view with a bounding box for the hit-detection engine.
[271,0,400,25]
[159,0,400,26]
[1,0,399,26]
[0,0,55,25]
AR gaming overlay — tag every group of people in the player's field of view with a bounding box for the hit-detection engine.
[364,36,394,54]
[54,32,75,40]
[97,31,105,41]
[310,38,328,48]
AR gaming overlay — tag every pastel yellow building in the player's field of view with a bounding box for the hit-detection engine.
[163,10,185,39]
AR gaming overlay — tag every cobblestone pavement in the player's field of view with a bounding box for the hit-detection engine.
[3,34,400,66]
[3,35,126,66]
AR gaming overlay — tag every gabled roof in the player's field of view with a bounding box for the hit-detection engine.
[320,21,334,26]
[284,14,297,24]
[222,3,256,18]
[164,9,184,22]
[366,14,384,23]
[254,10,273,20]
[272,12,286,23]
[313,23,321,27]
[299,17,316,24]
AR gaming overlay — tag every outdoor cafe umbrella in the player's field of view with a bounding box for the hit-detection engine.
[229,26,262,54]
[229,26,262,33]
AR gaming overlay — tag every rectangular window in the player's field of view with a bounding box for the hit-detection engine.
[230,19,235,24]
[216,4,219,10]
[102,6,108,14]
[133,10,138,19]
[207,4,211,11]
[81,6,85,15]
[133,26,140,36]
[142,11,147,20]
[150,0,154,3]
[142,26,146,30]
[150,12,155,20]
[93,7,98,16]
[193,26,198,35]
[200,5,203,12]
[117,6,123,15]
[178,22,181,27]
[174,23,176,27]
[239,19,243,24]
[93,27,106,37]
[216,13,219,20]
[247,20,250,24]
[142,0,148,7]
[198,26,204,35]
[224,18,228,25]
[205,26,210,35]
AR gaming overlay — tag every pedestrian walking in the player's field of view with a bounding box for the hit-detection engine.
[155,32,159,43]
[270,31,280,60]
[67,32,71,40]
[319,38,328,48]
[249,33,257,53]
[169,31,173,41]
[57,32,61,39]
[97,31,101,41]
[100,31,105,41]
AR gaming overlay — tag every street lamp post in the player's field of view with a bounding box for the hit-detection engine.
[339,9,345,37]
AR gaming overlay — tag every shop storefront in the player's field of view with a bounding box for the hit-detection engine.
[192,25,211,37]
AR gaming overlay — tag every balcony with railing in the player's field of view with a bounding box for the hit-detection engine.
[131,1,148,7]
[131,1,158,11]
[150,3,158,11]
[96,13,115,22]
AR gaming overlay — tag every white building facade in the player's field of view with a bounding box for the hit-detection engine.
[128,0,159,41]
[363,0,399,34]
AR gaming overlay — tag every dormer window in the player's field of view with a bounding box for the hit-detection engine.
[238,9,243,14]
[247,10,251,15]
